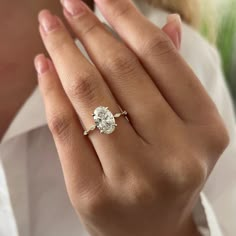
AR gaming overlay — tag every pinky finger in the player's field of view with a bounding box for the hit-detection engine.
[34,54,104,205]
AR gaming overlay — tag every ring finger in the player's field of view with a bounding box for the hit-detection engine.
[38,10,139,174]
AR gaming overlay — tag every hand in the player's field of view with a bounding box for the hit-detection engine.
[34,0,229,235]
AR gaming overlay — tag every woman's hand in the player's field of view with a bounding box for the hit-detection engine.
[34,0,229,235]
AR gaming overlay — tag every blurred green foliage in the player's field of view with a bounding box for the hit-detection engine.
[201,0,236,104]
[216,0,236,102]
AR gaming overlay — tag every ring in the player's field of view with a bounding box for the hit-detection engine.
[84,106,128,136]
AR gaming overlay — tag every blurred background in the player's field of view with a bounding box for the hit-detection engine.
[202,0,236,107]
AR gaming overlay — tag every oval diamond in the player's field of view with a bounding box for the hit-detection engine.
[93,106,116,134]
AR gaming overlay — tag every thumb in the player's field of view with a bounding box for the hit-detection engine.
[162,14,182,50]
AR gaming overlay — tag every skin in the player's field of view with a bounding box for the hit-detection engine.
[0,0,86,139]
[34,0,229,236]
[0,0,179,140]
[0,0,218,235]
[0,0,62,139]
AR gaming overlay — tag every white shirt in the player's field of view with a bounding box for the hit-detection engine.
[0,1,236,236]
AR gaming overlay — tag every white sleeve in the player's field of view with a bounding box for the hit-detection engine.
[193,193,223,236]
[201,47,236,236]
[191,43,236,235]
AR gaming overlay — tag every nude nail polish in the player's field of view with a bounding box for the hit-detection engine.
[61,0,86,17]
[39,10,59,33]
[34,54,49,75]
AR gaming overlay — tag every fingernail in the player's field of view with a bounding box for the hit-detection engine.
[167,14,181,25]
[168,14,182,50]
[39,10,59,33]
[34,54,49,75]
[61,0,86,17]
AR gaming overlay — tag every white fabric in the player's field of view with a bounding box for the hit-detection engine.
[0,1,236,236]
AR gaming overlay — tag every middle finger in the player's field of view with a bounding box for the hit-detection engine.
[60,0,179,141]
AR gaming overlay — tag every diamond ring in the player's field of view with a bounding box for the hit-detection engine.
[84,106,128,136]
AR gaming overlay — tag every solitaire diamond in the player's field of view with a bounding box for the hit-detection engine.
[93,106,116,134]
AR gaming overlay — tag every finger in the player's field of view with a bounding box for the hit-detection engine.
[60,0,179,141]
[94,0,217,123]
[34,54,103,201]
[162,14,182,50]
[37,10,139,174]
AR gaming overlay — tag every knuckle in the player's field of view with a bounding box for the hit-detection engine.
[218,127,230,152]
[48,112,73,140]
[208,119,230,155]
[48,33,69,55]
[113,2,132,19]
[68,72,98,103]
[141,33,176,59]
[162,155,207,194]
[103,50,138,76]
[79,191,109,217]
[81,22,98,38]
[84,195,107,216]
[70,178,107,215]
[126,177,157,206]
[109,165,131,184]
[132,185,156,206]
[181,160,206,191]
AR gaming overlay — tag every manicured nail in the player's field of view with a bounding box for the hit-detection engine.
[61,0,86,17]
[168,14,182,50]
[34,54,49,75]
[167,14,181,24]
[39,10,59,33]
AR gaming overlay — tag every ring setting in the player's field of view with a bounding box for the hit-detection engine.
[84,106,128,136]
